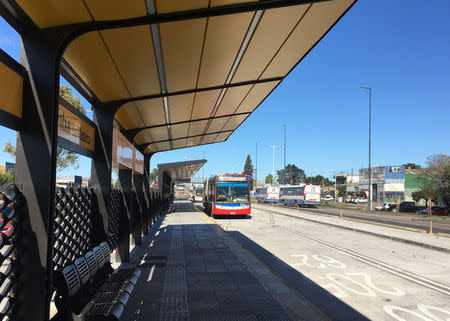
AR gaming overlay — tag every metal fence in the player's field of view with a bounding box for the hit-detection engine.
[0,185,22,321]
[52,188,94,271]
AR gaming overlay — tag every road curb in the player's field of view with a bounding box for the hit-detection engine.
[253,205,450,254]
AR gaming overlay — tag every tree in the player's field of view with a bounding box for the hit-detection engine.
[265,174,273,184]
[305,175,334,186]
[425,154,450,207]
[150,168,158,183]
[242,155,254,190]
[403,163,421,169]
[0,169,15,185]
[60,85,84,113]
[411,186,437,207]
[3,85,85,173]
[276,164,306,185]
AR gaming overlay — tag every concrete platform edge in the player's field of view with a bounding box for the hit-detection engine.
[253,204,450,254]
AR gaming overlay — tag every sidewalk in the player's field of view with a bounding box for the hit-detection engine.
[252,203,450,253]
[120,200,325,321]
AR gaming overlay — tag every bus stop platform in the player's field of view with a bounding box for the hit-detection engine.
[118,200,324,321]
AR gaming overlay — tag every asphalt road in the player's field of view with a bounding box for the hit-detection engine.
[256,202,450,235]
[210,206,450,321]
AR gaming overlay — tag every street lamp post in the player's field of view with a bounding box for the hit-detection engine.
[361,86,372,211]
[266,145,280,185]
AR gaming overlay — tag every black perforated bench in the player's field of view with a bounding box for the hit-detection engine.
[52,242,141,321]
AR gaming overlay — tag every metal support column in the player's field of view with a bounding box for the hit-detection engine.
[131,173,143,245]
[91,103,119,238]
[116,168,131,262]
[142,154,152,233]
[15,31,64,321]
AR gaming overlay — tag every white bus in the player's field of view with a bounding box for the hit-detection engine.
[280,184,321,207]
[192,184,204,202]
[255,186,281,203]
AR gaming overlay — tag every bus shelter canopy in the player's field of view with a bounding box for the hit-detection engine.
[10,0,356,154]
[157,159,207,195]
[158,159,207,183]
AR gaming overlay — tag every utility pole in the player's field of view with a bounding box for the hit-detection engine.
[361,86,372,211]
[255,143,258,186]
[266,145,280,185]
[334,172,337,203]
[283,124,286,169]
[202,151,205,182]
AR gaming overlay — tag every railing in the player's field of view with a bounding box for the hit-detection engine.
[0,185,22,321]
[108,189,122,250]
[53,188,95,271]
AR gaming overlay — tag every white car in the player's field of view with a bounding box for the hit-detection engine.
[354,197,368,204]
[321,195,334,201]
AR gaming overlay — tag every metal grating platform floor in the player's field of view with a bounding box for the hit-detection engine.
[121,200,323,321]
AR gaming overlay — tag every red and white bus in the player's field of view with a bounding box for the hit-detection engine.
[204,174,251,217]
[280,184,321,207]
[255,186,281,203]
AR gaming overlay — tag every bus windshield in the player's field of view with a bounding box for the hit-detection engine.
[196,188,204,195]
[216,183,249,202]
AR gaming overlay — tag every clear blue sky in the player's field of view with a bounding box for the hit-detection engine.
[0,0,449,182]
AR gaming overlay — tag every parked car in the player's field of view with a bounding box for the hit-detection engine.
[321,195,334,201]
[354,197,368,204]
[399,201,417,212]
[431,206,448,216]
[416,207,429,214]
[375,203,397,212]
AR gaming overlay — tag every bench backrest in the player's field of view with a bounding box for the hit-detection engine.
[74,257,90,286]
[62,265,81,297]
[85,250,98,276]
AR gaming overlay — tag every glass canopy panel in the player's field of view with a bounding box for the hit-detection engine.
[134,99,166,127]
[148,126,169,142]
[145,144,158,153]
[115,103,146,130]
[15,0,91,28]
[235,81,279,114]
[206,117,230,134]
[211,0,256,6]
[197,13,252,87]
[156,141,171,151]
[160,18,206,92]
[100,26,161,97]
[171,123,190,139]
[135,129,155,145]
[63,32,130,101]
[262,0,355,78]
[222,114,248,131]
[186,136,201,147]
[188,120,208,136]
[168,94,195,124]
[172,138,187,149]
[231,5,309,83]
[214,131,232,142]
[155,0,209,14]
[202,133,218,144]
[191,90,221,120]
[215,84,253,116]
[84,0,147,20]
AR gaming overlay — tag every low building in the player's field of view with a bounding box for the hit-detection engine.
[404,168,429,204]
[335,173,360,193]
[359,166,405,203]
[56,175,83,189]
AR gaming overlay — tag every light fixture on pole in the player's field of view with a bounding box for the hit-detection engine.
[266,145,280,185]
[361,86,372,211]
